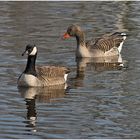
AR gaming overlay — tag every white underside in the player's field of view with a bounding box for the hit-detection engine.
[18,74,41,87]
[77,44,123,58]
[18,73,68,87]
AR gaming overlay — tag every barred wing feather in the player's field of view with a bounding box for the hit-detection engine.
[87,36,124,52]
[36,66,69,77]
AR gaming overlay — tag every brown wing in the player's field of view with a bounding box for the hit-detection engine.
[86,33,112,48]
[35,66,70,86]
[86,38,99,48]
[36,66,69,78]
[87,36,124,52]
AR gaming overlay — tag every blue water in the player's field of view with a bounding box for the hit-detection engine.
[0,1,140,139]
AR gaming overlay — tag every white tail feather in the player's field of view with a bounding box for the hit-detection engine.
[118,42,124,53]
[64,74,68,81]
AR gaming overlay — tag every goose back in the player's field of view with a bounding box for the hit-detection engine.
[86,33,125,53]
[36,66,69,86]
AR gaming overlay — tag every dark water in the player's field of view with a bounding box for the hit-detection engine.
[0,1,140,139]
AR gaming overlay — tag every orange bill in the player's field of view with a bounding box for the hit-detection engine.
[62,33,70,39]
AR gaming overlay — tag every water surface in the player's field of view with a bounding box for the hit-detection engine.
[0,1,140,139]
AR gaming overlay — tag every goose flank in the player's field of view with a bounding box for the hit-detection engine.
[17,44,70,87]
[63,24,127,58]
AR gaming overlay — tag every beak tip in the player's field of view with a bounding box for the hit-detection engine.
[22,50,26,56]
[62,36,66,40]
[62,33,70,39]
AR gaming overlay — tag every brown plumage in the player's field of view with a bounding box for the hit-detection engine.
[17,44,70,87]
[63,24,127,58]
[36,66,70,86]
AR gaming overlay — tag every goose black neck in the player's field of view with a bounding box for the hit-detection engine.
[24,54,37,76]
[76,31,85,47]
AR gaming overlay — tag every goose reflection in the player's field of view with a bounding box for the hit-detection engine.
[18,84,68,132]
[70,54,128,88]
[77,54,126,72]
[24,98,37,132]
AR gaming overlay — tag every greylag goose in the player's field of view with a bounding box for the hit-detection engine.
[17,44,70,87]
[63,24,127,58]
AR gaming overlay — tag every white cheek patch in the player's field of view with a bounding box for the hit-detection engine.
[18,74,40,87]
[30,47,37,55]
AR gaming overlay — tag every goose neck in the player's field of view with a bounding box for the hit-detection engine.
[76,31,86,48]
[24,54,37,76]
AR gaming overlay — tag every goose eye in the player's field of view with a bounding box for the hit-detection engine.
[68,28,72,34]
[69,28,72,32]
[68,29,73,36]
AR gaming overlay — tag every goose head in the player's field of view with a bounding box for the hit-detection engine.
[63,24,83,39]
[22,44,37,56]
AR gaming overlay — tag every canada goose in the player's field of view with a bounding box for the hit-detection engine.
[17,44,70,87]
[62,24,127,58]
